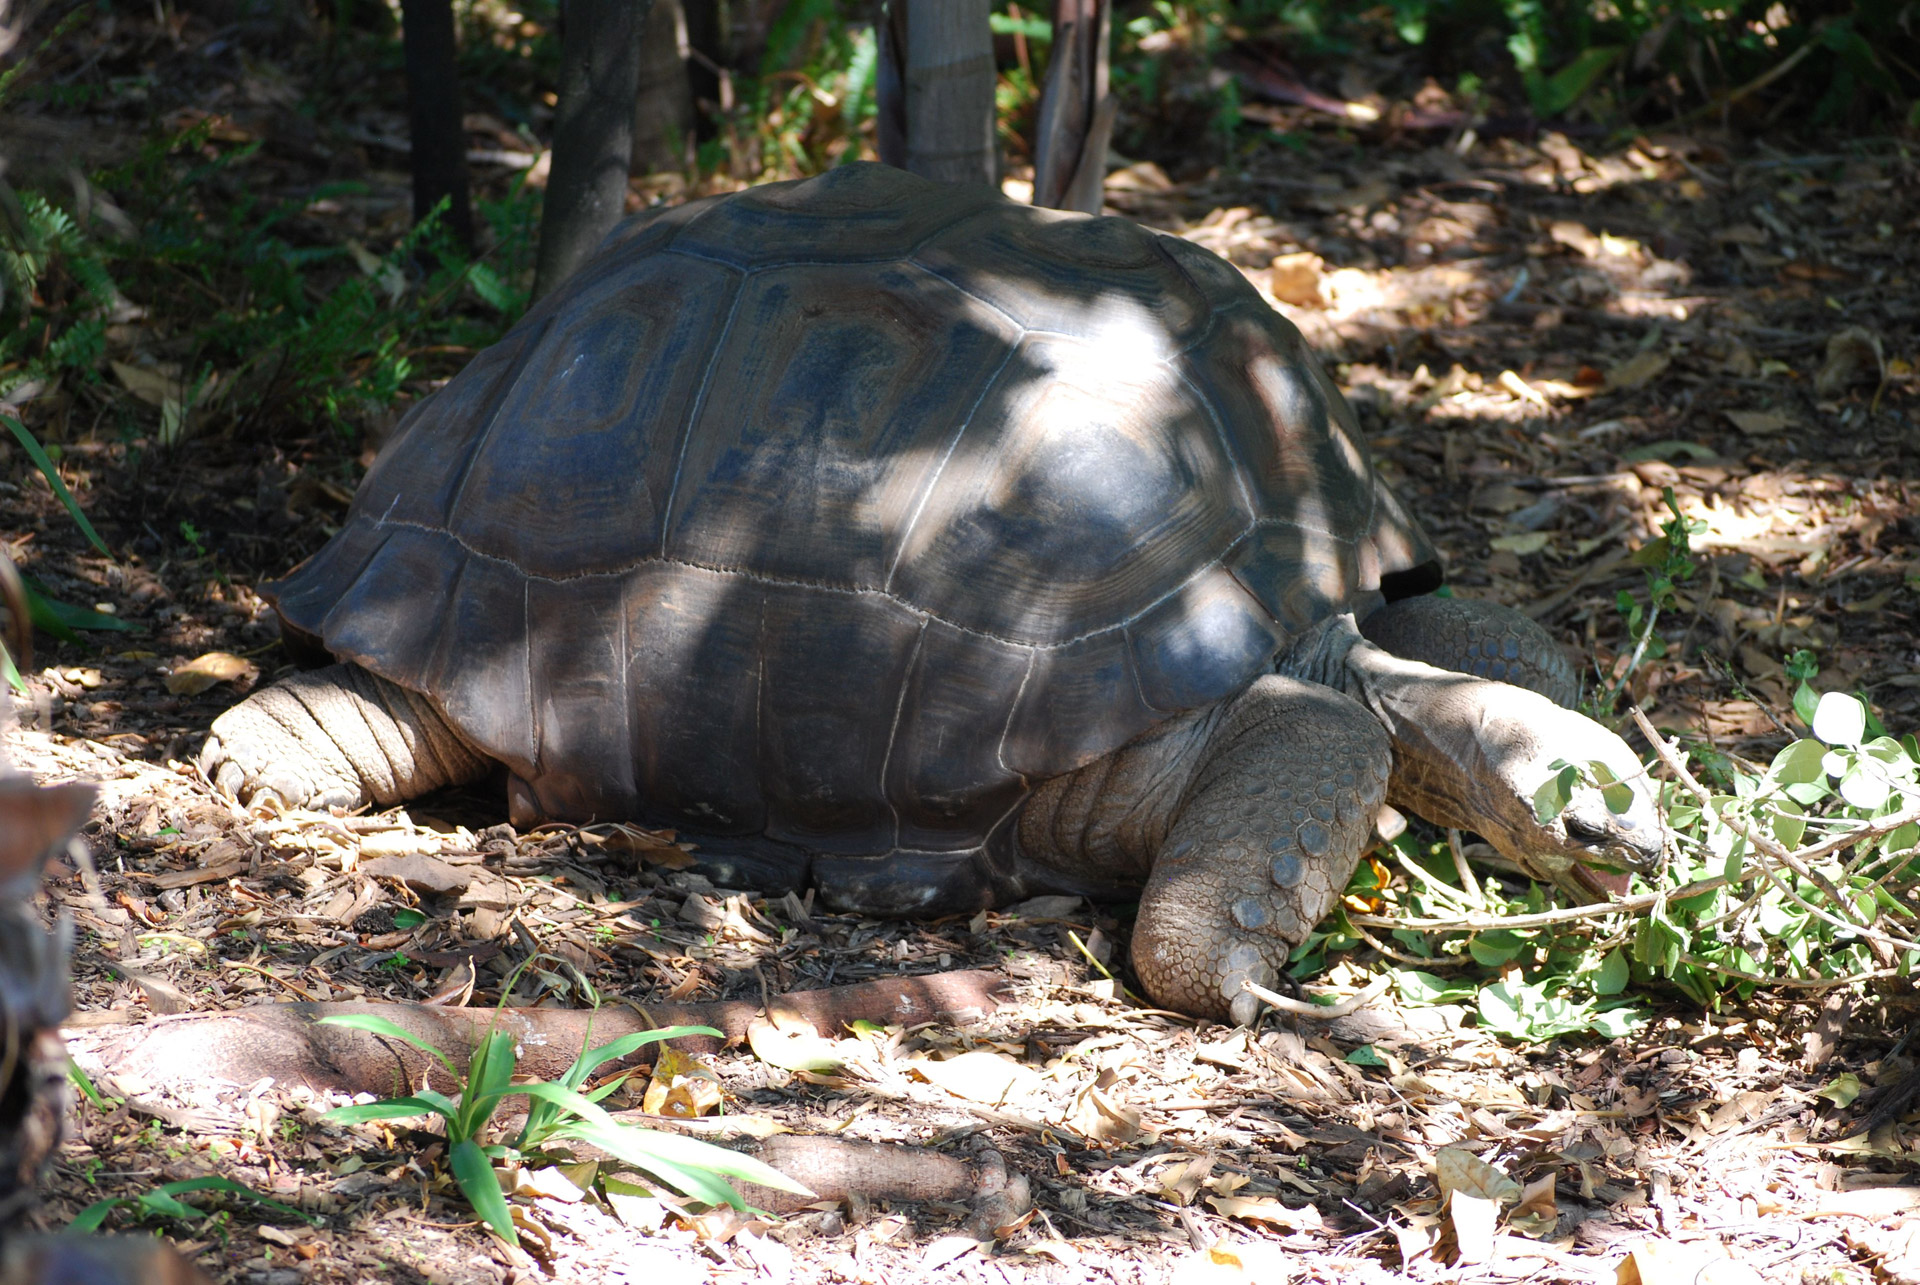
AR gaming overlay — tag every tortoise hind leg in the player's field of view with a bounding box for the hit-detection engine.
[1131,675,1390,1024]
[1360,595,1578,708]
[200,664,487,812]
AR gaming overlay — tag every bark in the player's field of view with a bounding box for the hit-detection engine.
[399,0,475,252]
[533,0,653,300]
[630,0,694,173]
[1032,0,1113,213]
[873,0,996,189]
[82,970,1007,1098]
[681,0,727,138]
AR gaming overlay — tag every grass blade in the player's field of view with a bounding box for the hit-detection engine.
[2,414,109,556]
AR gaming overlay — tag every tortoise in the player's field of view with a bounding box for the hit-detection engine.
[200,162,1664,1022]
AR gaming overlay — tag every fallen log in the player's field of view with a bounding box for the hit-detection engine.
[80,969,1007,1099]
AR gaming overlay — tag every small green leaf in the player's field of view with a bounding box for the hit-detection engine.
[1533,764,1577,823]
[1770,797,1806,849]
[1769,739,1828,786]
[1816,1072,1863,1107]
[1838,765,1891,811]
[1793,681,1821,727]
[1468,930,1525,968]
[391,908,428,929]
[1601,781,1634,815]
[1813,692,1867,746]
[1593,949,1629,996]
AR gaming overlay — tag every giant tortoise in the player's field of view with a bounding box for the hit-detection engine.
[201,162,1664,1021]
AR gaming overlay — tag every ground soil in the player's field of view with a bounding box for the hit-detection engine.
[2,10,1918,1284]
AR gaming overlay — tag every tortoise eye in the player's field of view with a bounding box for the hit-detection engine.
[1564,813,1609,844]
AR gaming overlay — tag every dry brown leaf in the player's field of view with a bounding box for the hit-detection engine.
[1267,252,1327,308]
[1490,532,1552,556]
[910,1050,1039,1105]
[1067,1075,1146,1144]
[1508,1171,1559,1238]
[1604,350,1671,391]
[110,360,186,407]
[746,1014,844,1074]
[1435,1147,1522,1204]
[1204,1193,1324,1230]
[1617,1238,1766,1285]
[1815,326,1885,397]
[164,651,256,695]
[1724,409,1795,436]
[1446,1190,1501,1265]
[643,1045,723,1117]
[1158,1156,1215,1206]
[1171,1239,1292,1284]
[918,1235,984,1270]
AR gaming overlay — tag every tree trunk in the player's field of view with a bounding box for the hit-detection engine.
[399,0,476,251]
[1032,0,1112,213]
[873,0,996,189]
[630,0,694,173]
[681,0,728,140]
[533,0,653,300]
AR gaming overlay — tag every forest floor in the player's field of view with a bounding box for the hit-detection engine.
[2,11,1918,1285]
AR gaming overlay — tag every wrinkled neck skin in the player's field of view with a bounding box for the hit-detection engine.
[1285,616,1515,833]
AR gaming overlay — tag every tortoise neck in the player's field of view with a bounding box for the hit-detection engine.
[1334,640,1504,832]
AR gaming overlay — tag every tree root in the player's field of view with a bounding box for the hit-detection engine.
[78,969,1008,1098]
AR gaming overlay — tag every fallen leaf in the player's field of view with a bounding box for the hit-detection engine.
[1067,1074,1146,1144]
[1267,252,1327,308]
[1159,1156,1215,1206]
[644,1045,723,1117]
[1724,408,1795,436]
[164,651,256,695]
[110,360,186,407]
[1508,1171,1559,1237]
[746,1014,845,1074]
[1617,1238,1766,1285]
[1490,532,1552,555]
[1816,1071,1863,1107]
[1204,1194,1324,1230]
[1171,1239,1293,1284]
[1604,350,1671,391]
[361,853,468,894]
[910,1050,1039,1105]
[1435,1147,1522,1204]
[1446,1189,1500,1265]
[1815,325,1885,397]
[918,1234,985,1270]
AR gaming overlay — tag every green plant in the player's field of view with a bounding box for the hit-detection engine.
[69,1177,314,1235]
[1596,487,1706,717]
[320,1008,807,1246]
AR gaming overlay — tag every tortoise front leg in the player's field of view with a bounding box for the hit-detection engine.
[200,664,487,812]
[1131,675,1390,1025]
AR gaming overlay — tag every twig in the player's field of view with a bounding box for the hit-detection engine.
[1631,709,1920,954]
[1446,829,1484,907]
[1673,953,1909,989]
[1241,974,1391,1020]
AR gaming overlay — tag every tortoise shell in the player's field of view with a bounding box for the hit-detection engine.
[270,162,1438,910]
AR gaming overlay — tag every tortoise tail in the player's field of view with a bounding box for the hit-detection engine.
[200,664,487,812]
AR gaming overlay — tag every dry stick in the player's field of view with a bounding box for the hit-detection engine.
[1446,829,1485,908]
[1630,708,1920,955]
[1674,952,1911,990]
[1241,974,1392,1020]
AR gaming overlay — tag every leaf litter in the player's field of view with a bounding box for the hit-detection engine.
[3,10,1919,1285]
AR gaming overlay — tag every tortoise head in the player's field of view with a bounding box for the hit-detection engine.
[1462,698,1667,897]
[1370,669,1667,896]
